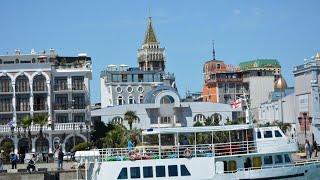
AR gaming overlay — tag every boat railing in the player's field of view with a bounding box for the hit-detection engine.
[223,158,320,174]
[87,140,256,162]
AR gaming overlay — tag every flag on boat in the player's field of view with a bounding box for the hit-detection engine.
[7,120,14,128]
[230,99,242,109]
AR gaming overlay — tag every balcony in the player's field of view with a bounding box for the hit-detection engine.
[54,103,68,110]
[0,122,89,133]
[33,86,48,93]
[33,104,48,112]
[16,105,30,112]
[54,84,68,91]
[72,84,86,91]
[0,104,13,113]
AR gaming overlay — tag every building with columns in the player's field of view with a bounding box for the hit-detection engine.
[293,52,320,145]
[100,17,175,108]
[0,49,92,154]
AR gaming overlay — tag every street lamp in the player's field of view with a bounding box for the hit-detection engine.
[302,112,308,139]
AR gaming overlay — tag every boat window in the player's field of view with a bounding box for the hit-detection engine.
[130,167,140,179]
[263,131,273,138]
[168,165,178,177]
[275,155,283,164]
[284,154,291,163]
[252,157,262,168]
[228,160,237,171]
[117,168,128,179]
[156,166,166,177]
[143,166,153,178]
[275,130,282,137]
[180,165,191,176]
[257,131,261,139]
[263,156,273,165]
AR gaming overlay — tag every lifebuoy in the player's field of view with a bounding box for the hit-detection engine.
[184,148,192,158]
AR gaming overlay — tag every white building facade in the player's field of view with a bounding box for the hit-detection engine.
[0,49,92,153]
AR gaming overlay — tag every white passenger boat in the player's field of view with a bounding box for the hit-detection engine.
[76,124,320,180]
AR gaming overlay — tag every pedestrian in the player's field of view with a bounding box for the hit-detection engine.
[127,139,134,151]
[27,154,36,173]
[313,140,318,157]
[57,148,64,170]
[10,153,18,169]
[0,156,3,171]
[305,140,310,158]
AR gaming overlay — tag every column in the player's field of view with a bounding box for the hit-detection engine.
[48,133,53,153]
[30,81,34,113]
[157,116,160,128]
[12,81,17,123]
[31,138,36,152]
[13,135,18,154]
[47,81,52,124]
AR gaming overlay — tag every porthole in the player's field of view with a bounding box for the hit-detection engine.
[127,86,133,93]
[137,86,144,93]
[116,86,122,93]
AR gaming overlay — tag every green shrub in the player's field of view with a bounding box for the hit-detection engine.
[72,142,92,152]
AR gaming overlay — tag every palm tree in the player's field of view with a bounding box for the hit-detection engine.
[33,113,48,137]
[21,115,32,151]
[103,124,127,148]
[124,111,138,130]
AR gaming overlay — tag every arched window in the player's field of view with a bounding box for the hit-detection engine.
[16,75,29,92]
[160,95,175,104]
[128,95,134,104]
[0,76,12,92]
[194,114,206,122]
[112,116,123,124]
[139,95,144,104]
[33,74,47,91]
[211,113,222,124]
[117,96,124,105]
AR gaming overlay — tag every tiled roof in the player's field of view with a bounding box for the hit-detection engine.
[239,59,280,71]
[143,17,158,44]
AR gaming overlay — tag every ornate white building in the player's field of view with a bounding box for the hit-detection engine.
[0,49,92,154]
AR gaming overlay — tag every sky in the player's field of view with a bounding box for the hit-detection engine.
[0,0,319,103]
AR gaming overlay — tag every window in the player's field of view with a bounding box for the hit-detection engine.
[112,116,123,124]
[216,63,221,69]
[180,165,191,176]
[275,155,283,164]
[137,86,144,93]
[194,114,205,122]
[160,117,171,124]
[117,96,124,105]
[139,95,144,104]
[156,166,165,177]
[168,165,178,177]
[257,131,261,139]
[263,131,273,138]
[116,86,122,93]
[160,95,175,104]
[128,96,134,104]
[143,166,153,178]
[127,86,133,93]
[284,154,291,163]
[117,168,128,179]
[263,156,273,165]
[275,130,282,137]
[130,167,140,179]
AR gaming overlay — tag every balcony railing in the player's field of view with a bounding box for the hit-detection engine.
[54,103,86,110]
[0,104,13,112]
[54,84,68,91]
[16,105,30,112]
[72,84,86,91]
[54,103,68,110]
[0,122,88,133]
[33,104,48,111]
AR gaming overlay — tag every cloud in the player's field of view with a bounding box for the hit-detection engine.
[232,9,241,16]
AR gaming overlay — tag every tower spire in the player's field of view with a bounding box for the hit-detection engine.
[144,17,158,44]
[212,40,216,60]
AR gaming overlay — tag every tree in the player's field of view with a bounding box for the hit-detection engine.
[193,121,203,127]
[33,113,48,137]
[103,124,128,148]
[0,140,14,163]
[204,116,213,126]
[91,120,112,148]
[21,115,32,151]
[124,111,138,130]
